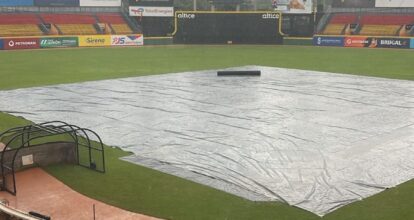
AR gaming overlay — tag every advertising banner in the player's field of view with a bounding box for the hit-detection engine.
[40,37,78,48]
[34,0,79,6]
[376,0,414,7]
[376,38,410,49]
[313,36,344,47]
[273,0,313,14]
[129,6,174,17]
[78,35,111,47]
[411,38,414,49]
[344,37,373,48]
[0,0,34,6]
[345,37,410,49]
[111,35,144,46]
[0,39,3,50]
[80,0,120,7]
[4,38,40,50]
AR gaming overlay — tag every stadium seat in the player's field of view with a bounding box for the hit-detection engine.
[357,14,414,36]
[110,24,133,34]
[41,13,98,35]
[321,13,357,35]
[0,24,43,37]
[360,14,414,25]
[322,13,414,36]
[329,14,358,24]
[97,13,134,34]
[57,24,98,35]
[0,14,43,37]
[41,14,96,24]
[322,24,346,35]
[359,25,401,36]
[0,14,40,25]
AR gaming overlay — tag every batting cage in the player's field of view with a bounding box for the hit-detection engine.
[0,121,105,195]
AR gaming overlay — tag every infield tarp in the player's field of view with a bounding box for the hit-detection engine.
[0,66,413,216]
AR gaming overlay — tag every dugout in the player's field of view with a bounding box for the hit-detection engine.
[173,11,284,44]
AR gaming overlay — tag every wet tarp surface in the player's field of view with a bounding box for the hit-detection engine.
[0,66,413,216]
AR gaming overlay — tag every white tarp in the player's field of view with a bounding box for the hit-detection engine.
[0,66,413,216]
[375,0,414,7]
[80,0,121,7]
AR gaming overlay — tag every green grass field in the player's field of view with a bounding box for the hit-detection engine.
[0,45,413,220]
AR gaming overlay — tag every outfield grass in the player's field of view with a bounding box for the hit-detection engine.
[0,45,413,220]
[0,46,413,91]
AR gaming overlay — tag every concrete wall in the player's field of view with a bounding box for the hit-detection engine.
[1,142,77,173]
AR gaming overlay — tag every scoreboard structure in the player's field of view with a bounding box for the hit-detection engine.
[173,11,283,44]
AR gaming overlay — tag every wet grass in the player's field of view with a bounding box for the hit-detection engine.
[0,45,413,91]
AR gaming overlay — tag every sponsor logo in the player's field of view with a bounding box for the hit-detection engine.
[411,38,414,49]
[262,13,280,19]
[313,36,344,46]
[41,39,60,46]
[4,38,39,50]
[129,6,174,17]
[111,35,144,46]
[79,35,111,47]
[8,40,36,47]
[345,37,410,48]
[131,7,145,14]
[40,37,78,48]
[177,13,195,19]
[380,39,402,46]
[344,37,372,47]
[86,37,106,44]
[377,38,410,48]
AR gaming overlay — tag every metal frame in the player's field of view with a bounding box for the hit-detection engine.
[0,121,105,195]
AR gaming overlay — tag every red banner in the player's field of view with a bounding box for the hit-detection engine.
[344,37,375,48]
[4,38,40,50]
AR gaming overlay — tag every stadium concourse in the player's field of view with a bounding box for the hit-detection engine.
[0,66,412,216]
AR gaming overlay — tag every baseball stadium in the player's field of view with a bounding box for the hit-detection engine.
[0,0,413,219]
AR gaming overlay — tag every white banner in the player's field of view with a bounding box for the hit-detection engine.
[376,0,414,7]
[111,35,144,46]
[129,6,174,17]
[273,0,313,14]
[80,0,121,7]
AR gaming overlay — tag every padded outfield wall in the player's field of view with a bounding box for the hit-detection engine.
[314,35,414,49]
[173,11,284,44]
[0,35,143,50]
